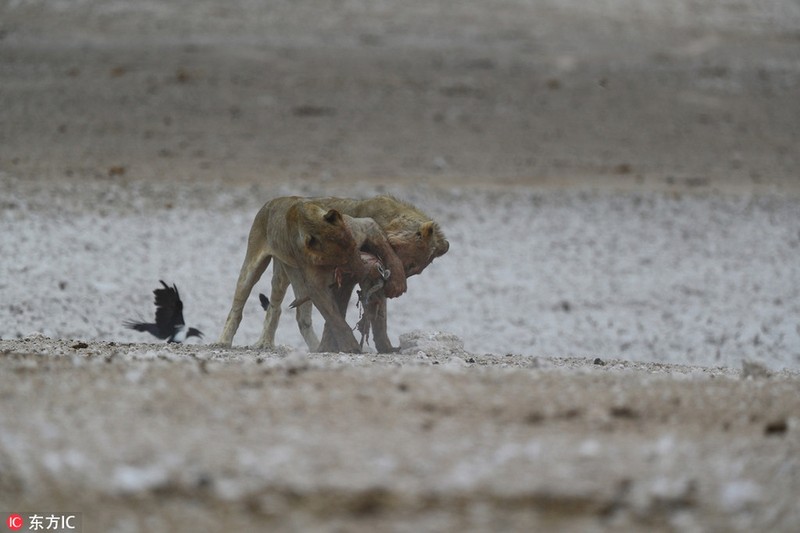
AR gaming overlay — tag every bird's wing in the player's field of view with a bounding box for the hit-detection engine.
[153,280,186,336]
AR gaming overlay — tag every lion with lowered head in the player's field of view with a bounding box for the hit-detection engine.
[260,195,449,353]
[217,196,409,353]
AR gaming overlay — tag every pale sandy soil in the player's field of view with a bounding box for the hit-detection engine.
[2,1,800,531]
[1,336,799,532]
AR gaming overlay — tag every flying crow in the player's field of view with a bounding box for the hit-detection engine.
[259,293,270,310]
[124,280,203,343]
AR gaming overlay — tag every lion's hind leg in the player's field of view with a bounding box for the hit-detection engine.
[316,279,358,352]
[254,261,313,349]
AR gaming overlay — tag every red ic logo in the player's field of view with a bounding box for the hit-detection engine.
[6,514,23,531]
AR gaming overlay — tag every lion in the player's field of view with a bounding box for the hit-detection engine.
[259,195,449,353]
[217,196,407,353]
[252,214,409,352]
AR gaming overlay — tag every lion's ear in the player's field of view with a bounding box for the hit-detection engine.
[323,209,342,225]
[417,221,435,239]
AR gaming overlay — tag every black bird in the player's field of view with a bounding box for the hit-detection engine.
[124,280,203,343]
[259,293,270,311]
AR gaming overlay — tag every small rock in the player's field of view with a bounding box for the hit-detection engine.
[764,419,788,436]
[108,165,126,177]
[741,359,771,379]
[610,406,639,419]
[413,351,430,364]
[399,330,465,356]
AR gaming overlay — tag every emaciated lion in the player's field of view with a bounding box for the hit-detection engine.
[217,196,408,353]
[261,195,449,352]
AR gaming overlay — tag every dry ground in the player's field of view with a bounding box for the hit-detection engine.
[1,336,799,532]
[2,0,799,192]
[2,1,800,531]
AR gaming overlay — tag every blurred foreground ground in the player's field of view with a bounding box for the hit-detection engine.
[1,337,799,532]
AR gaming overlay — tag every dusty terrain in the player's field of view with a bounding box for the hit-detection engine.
[2,336,799,532]
[2,0,800,192]
[2,1,800,531]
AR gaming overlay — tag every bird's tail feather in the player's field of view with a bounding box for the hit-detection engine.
[123,320,159,337]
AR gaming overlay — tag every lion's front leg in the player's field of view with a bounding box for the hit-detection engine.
[293,267,361,353]
[317,280,357,352]
[369,296,398,353]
